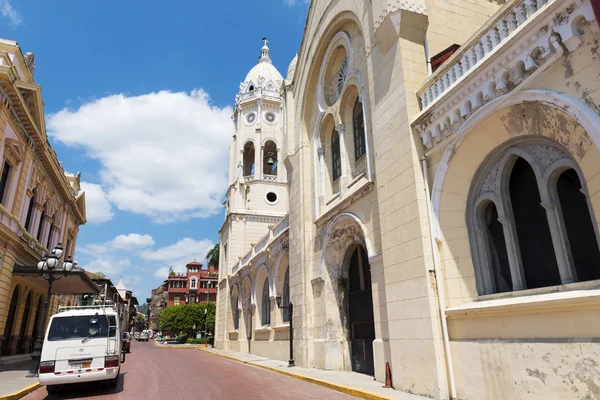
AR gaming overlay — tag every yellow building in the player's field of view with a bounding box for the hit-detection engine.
[215,0,600,398]
[0,39,91,358]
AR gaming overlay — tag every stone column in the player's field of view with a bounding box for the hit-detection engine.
[541,200,577,284]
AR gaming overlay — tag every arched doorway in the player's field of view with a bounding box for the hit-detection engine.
[1,287,19,356]
[30,296,43,353]
[347,245,375,375]
[17,292,32,354]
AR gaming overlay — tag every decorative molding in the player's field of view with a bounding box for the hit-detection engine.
[413,0,596,151]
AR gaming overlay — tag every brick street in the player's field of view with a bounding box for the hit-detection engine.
[23,341,358,400]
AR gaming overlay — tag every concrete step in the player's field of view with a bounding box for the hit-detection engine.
[0,354,31,366]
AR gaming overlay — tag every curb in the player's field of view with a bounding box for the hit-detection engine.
[0,383,41,400]
[197,348,397,400]
[153,340,210,350]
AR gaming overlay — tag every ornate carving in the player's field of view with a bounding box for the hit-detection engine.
[479,159,501,197]
[23,52,35,78]
[521,143,569,172]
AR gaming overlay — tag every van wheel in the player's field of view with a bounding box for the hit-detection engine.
[47,385,58,395]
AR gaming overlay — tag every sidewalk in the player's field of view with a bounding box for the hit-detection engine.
[0,360,40,400]
[197,347,430,400]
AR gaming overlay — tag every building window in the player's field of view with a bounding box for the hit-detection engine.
[263,140,278,176]
[46,216,55,249]
[261,278,270,326]
[332,129,341,181]
[0,161,12,206]
[353,99,366,161]
[189,295,195,303]
[190,278,197,289]
[233,292,239,330]
[174,295,180,306]
[468,141,600,295]
[24,189,36,232]
[36,204,46,243]
[243,141,255,177]
[282,268,290,322]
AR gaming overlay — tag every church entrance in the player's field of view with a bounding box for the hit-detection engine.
[347,245,375,375]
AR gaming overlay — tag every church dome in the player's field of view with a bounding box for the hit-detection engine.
[286,53,298,81]
[242,39,284,91]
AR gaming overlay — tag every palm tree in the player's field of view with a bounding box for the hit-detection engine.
[206,243,220,268]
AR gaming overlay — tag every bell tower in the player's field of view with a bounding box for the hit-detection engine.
[219,39,289,278]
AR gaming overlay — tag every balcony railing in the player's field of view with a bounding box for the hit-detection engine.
[413,0,594,150]
[418,0,551,110]
[230,215,289,276]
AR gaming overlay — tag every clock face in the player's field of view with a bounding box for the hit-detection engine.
[246,113,256,123]
[265,112,276,123]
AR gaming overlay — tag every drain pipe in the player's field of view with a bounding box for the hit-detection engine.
[424,33,432,76]
[422,156,457,400]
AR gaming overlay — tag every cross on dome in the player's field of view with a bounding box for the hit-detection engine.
[260,37,271,63]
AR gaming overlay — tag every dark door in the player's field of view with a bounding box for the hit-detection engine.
[17,293,32,354]
[1,288,19,356]
[348,246,375,375]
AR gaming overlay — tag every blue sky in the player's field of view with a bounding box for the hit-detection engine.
[0,0,309,300]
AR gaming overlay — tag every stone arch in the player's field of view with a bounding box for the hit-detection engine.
[315,212,374,371]
[1,284,20,356]
[253,264,271,327]
[432,89,600,234]
[433,91,600,303]
[229,282,241,332]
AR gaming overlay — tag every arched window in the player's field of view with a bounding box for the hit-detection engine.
[509,158,560,289]
[36,204,46,243]
[261,278,270,326]
[263,140,278,177]
[24,189,36,233]
[482,201,511,293]
[332,129,341,181]
[469,141,600,295]
[46,215,56,249]
[233,292,240,330]
[353,99,366,161]
[190,278,197,289]
[282,268,290,322]
[556,168,600,281]
[243,142,255,178]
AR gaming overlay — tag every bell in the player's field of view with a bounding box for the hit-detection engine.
[267,157,274,165]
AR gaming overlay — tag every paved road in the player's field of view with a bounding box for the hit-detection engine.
[24,340,358,400]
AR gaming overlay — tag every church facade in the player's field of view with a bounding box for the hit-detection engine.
[215,0,600,398]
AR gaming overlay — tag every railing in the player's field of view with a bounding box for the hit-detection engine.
[244,175,254,182]
[418,0,550,109]
[262,174,278,182]
[241,249,253,266]
[273,216,289,237]
[255,235,269,253]
[239,88,281,102]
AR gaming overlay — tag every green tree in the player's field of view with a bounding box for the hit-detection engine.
[95,271,106,278]
[206,243,220,267]
[168,266,175,277]
[157,303,216,336]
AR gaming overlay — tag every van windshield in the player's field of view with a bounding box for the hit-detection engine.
[48,315,117,341]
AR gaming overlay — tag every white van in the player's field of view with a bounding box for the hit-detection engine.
[38,305,124,395]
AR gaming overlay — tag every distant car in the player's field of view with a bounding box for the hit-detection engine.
[138,332,148,342]
[122,332,131,353]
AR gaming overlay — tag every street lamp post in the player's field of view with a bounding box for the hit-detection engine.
[275,296,294,367]
[204,291,209,337]
[27,243,75,378]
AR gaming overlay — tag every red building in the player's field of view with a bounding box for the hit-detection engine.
[165,260,218,306]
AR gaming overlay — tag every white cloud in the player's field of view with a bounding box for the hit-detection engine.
[47,90,233,223]
[80,233,155,255]
[0,0,22,26]
[83,258,132,278]
[141,238,215,278]
[81,181,114,223]
[284,0,309,5]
